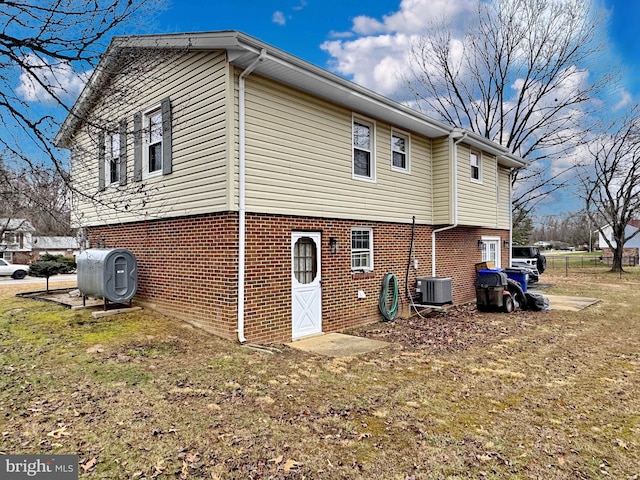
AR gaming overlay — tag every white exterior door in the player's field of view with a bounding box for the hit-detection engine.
[291,232,322,339]
[481,237,501,268]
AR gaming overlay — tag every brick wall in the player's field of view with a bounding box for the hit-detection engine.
[88,213,240,340]
[86,213,509,344]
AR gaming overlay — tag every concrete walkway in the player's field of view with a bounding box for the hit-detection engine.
[542,294,600,312]
[287,333,390,358]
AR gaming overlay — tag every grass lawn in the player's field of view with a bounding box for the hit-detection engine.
[1,271,639,479]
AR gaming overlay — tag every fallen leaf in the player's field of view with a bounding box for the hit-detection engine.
[284,459,302,472]
[47,426,70,439]
[151,459,165,479]
[180,460,188,479]
[186,452,200,463]
[268,455,283,464]
[81,457,97,472]
[615,438,628,450]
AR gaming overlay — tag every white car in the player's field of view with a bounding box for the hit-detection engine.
[0,258,30,279]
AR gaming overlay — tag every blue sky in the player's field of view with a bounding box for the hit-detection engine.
[144,0,640,101]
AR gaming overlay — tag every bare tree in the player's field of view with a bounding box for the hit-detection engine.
[533,209,605,249]
[0,0,163,223]
[0,155,71,235]
[581,107,640,272]
[405,0,614,225]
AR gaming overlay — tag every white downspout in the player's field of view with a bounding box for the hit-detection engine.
[431,130,467,277]
[508,167,514,266]
[237,49,267,343]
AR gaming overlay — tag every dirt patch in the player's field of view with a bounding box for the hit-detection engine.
[351,304,539,353]
[17,287,116,309]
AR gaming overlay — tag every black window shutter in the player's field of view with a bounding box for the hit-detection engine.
[161,97,172,175]
[119,120,127,186]
[133,112,142,182]
[98,131,105,191]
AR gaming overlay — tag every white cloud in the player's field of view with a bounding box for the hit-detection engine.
[328,30,354,39]
[321,0,476,96]
[16,54,89,104]
[293,0,307,12]
[613,89,633,111]
[272,11,286,26]
[322,34,415,96]
[352,0,475,35]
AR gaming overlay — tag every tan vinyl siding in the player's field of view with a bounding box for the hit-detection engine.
[242,75,433,224]
[431,137,451,224]
[457,145,501,227]
[496,167,512,229]
[70,51,230,227]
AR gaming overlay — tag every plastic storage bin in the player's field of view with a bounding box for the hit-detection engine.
[504,267,529,293]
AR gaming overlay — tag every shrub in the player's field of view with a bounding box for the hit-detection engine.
[40,254,76,273]
[29,261,70,292]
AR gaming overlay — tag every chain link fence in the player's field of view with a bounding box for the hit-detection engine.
[543,254,638,274]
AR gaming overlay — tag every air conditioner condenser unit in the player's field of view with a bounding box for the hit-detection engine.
[416,277,453,305]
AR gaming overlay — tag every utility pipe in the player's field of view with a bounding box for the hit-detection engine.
[508,166,513,265]
[237,49,267,343]
[431,130,467,277]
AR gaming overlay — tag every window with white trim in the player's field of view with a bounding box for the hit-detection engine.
[351,228,373,271]
[470,150,481,182]
[353,118,375,180]
[107,132,120,185]
[391,131,409,172]
[98,120,126,190]
[146,108,163,175]
[134,97,172,182]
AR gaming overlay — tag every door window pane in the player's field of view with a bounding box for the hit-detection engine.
[294,237,317,284]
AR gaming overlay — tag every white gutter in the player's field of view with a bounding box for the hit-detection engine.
[237,48,267,343]
[432,130,467,277]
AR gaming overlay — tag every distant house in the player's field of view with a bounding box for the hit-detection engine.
[55,31,527,344]
[598,220,640,265]
[31,236,80,259]
[0,218,35,264]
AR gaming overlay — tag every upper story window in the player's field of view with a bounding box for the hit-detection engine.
[107,132,121,185]
[2,232,22,246]
[145,108,163,176]
[134,97,172,182]
[98,120,126,191]
[353,117,375,181]
[351,228,374,272]
[391,130,410,172]
[470,150,482,182]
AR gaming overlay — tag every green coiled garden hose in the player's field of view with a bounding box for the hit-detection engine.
[378,272,399,321]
